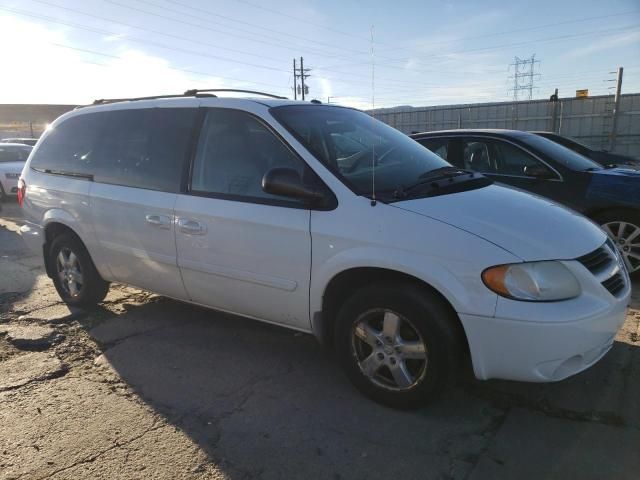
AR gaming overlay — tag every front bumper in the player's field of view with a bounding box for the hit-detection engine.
[460,260,630,382]
[460,306,626,382]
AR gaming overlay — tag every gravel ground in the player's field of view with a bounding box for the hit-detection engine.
[1,201,639,480]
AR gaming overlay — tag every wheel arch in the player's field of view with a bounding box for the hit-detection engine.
[42,221,85,278]
[315,267,469,354]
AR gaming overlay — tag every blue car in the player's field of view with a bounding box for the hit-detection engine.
[411,129,640,277]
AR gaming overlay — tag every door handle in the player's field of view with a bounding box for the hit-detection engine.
[177,218,206,235]
[145,214,171,229]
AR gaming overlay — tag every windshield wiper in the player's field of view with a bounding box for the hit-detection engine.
[393,167,476,198]
[417,165,468,180]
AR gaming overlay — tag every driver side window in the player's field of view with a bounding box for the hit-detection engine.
[191,109,310,204]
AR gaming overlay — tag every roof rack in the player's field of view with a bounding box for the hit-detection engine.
[90,93,201,106]
[183,89,287,99]
[85,89,287,108]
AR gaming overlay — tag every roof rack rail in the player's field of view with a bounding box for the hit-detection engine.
[91,93,205,106]
[183,89,287,99]
[84,89,286,108]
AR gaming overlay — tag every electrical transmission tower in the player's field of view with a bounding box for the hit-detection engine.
[292,57,311,100]
[509,54,540,101]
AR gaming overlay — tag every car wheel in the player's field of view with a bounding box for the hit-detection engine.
[49,233,110,307]
[335,282,462,409]
[595,210,640,279]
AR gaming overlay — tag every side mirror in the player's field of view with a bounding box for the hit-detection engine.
[262,167,326,203]
[523,164,555,180]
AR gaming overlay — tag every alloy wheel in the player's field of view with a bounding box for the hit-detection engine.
[602,221,640,273]
[56,247,84,298]
[351,308,428,391]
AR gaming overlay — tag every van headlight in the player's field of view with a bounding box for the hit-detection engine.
[482,261,581,301]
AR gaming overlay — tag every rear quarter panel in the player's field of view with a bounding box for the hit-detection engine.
[21,169,114,281]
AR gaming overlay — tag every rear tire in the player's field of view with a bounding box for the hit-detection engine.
[48,233,110,307]
[594,210,640,279]
[334,282,462,409]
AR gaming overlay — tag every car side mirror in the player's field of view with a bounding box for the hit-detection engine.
[523,164,555,180]
[262,167,328,204]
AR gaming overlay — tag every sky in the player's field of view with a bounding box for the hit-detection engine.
[0,0,639,109]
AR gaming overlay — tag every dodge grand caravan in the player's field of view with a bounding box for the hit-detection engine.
[18,91,631,408]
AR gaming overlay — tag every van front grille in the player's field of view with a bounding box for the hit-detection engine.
[601,272,626,296]
[576,247,612,274]
[576,241,628,298]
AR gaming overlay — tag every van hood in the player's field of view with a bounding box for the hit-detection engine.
[392,184,606,261]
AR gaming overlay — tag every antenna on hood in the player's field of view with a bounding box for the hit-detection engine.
[370,24,377,207]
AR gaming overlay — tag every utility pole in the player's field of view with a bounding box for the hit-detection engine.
[509,54,540,101]
[292,56,311,101]
[292,58,297,100]
[300,57,306,100]
[609,67,623,152]
[550,88,560,133]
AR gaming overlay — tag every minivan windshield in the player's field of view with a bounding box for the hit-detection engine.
[272,105,489,200]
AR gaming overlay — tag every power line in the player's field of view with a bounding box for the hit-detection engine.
[3,4,499,92]
[152,0,369,57]
[1,5,289,73]
[8,3,640,100]
[22,1,640,90]
[45,42,291,93]
[373,9,640,56]
[316,24,640,71]
[27,0,287,64]
[231,0,371,42]
[102,0,368,62]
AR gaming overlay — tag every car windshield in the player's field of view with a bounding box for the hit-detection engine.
[0,145,32,162]
[520,134,603,171]
[271,105,459,198]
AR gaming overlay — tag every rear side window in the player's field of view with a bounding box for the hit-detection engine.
[94,108,197,192]
[30,113,105,175]
[0,145,32,162]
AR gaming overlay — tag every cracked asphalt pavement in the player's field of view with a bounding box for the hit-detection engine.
[1,201,639,480]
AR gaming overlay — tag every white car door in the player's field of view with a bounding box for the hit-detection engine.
[174,108,312,329]
[89,105,198,298]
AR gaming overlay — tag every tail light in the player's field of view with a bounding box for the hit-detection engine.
[17,178,26,207]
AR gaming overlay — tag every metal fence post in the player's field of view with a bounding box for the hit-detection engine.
[609,67,623,152]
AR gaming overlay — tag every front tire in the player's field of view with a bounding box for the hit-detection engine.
[594,210,640,279]
[48,233,110,307]
[335,282,462,409]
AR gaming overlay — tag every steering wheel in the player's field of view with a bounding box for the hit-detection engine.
[345,146,396,174]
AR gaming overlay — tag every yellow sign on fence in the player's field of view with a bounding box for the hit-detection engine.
[576,89,589,98]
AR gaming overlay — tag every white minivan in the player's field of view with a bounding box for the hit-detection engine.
[18,91,630,408]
